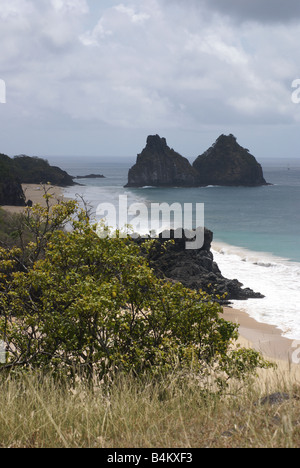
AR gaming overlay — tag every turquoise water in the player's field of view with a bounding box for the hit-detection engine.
[129,183,300,262]
[50,156,300,262]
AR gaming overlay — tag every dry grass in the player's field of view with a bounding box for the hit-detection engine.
[0,366,300,448]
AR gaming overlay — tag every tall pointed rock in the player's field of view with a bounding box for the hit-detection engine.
[125,135,198,187]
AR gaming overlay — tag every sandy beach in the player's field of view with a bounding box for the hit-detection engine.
[1,184,68,214]
[223,307,296,362]
[222,306,300,383]
[223,306,300,389]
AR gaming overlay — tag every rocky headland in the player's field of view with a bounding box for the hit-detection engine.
[126,134,269,188]
[0,153,76,206]
[137,228,263,303]
[12,155,75,187]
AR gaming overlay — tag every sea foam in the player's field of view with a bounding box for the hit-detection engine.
[212,242,300,340]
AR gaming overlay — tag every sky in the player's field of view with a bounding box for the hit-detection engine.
[1,0,300,161]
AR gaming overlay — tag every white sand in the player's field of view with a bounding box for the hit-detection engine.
[1,184,68,213]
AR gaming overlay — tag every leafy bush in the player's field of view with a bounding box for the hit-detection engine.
[0,195,271,386]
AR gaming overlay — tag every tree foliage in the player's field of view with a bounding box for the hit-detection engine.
[0,192,272,386]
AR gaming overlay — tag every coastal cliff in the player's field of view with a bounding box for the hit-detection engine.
[126,134,269,188]
[125,135,198,187]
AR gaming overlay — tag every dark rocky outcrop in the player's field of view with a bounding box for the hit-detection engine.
[136,228,264,303]
[0,178,26,206]
[125,135,199,187]
[125,134,269,188]
[193,134,268,187]
[75,174,105,179]
[0,153,26,206]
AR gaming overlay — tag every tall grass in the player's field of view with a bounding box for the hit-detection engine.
[0,367,300,448]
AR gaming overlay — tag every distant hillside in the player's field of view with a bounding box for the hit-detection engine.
[0,153,75,206]
[12,155,75,187]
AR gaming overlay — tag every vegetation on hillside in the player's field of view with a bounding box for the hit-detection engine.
[11,155,74,186]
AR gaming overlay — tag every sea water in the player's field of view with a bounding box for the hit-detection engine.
[47,155,300,340]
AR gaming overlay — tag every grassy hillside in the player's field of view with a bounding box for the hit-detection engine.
[0,368,299,448]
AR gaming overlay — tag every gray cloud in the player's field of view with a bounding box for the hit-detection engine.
[200,0,300,23]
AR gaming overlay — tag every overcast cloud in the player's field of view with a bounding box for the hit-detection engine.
[0,0,299,159]
[200,0,300,23]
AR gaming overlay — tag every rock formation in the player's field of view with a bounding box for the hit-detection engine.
[0,178,26,206]
[0,153,26,206]
[193,134,268,187]
[125,134,269,188]
[75,174,105,179]
[125,135,199,187]
[137,228,264,303]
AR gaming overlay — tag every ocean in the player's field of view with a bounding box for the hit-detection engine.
[47,155,300,340]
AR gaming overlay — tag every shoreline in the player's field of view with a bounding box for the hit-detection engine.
[212,239,300,350]
[223,306,296,363]
[1,184,69,214]
[223,306,300,384]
